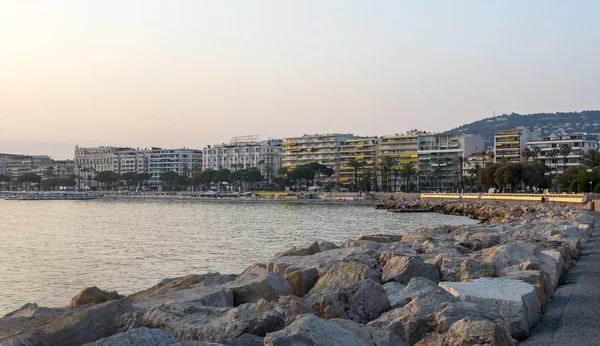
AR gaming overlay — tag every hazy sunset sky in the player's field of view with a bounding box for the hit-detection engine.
[1,1,599,159]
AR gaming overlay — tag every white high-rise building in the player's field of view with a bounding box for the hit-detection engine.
[203,136,282,177]
[526,134,599,174]
[147,148,203,185]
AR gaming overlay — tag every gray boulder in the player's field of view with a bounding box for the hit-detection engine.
[143,299,285,342]
[317,279,391,324]
[81,327,178,346]
[439,278,541,340]
[275,241,321,257]
[305,261,379,310]
[69,286,124,307]
[227,272,292,306]
[263,314,372,346]
[459,258,496,282]
[383,282,405,309]
[283,267,319,297]
[0,299,134,346]
[331,318,405,346]
[381,256,440,284]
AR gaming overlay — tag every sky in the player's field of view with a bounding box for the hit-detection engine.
[1,1,599,159]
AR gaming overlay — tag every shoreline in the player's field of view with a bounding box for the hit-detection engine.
[0,200,594,346]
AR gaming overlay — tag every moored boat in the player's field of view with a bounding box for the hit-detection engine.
[6,192,100,201]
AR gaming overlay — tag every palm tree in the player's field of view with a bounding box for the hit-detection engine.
[391,166,401,192]
[558,144,571,174]
[532,147,541,161]
[420,158,430,192]
[380,156,398,192]
[584,148,600,168]
[522,148,534,163]
[454,156,465,191]
[348,159,365,192]
[400,162,417,192]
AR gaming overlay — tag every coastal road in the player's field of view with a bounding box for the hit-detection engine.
[522,211,600,346]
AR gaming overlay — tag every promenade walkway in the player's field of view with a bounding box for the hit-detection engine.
[522,211,600,346]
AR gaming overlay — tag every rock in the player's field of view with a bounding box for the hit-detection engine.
[266,247,380,277]
[0,299,134,346]
[381,256,440,284]
[330,318,406,346]
[459,258,496,282]
[133,285,234,311]
[239,264,268,277]
[283,267,319,297]
[357,235,393,243]
[272,296,313,326]
[129,273,235,303]
[422,319,515,346]
[305,262,379,308]
[502,270,550,311]
[113,312,144,333]
[143,299,285,342]
[227,272,292,306]
[317,279,391,324]
[367,278,456,345]
[263,314,372,346]
[344,239,385,251]
[383,282,405,309]
[275,241,321,257]
[68,286,124,307]
[318,242,338,251]
[439,278,541,340]
[220,333,264,346]
[434,301,510,334]
[81,327,179,346]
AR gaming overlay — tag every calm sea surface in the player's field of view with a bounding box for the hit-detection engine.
[0,198,478,316]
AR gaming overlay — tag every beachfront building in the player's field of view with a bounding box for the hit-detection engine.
[462,151,495,175]
[74,146,120,181]
[376,130,429,191]
[281,133,359,183]
[146,148,203,186]
[202,136,282,179]
[526,134,599,174]
[116,148,150,174]
[0,154,7,175]
[494,127,539,163]
[4,155,53,179]
[417,134,484,192]
[338,137,378,189]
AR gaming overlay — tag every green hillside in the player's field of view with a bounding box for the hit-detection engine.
[444,110,600,149]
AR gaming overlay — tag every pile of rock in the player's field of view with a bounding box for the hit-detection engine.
[0,202,593,346]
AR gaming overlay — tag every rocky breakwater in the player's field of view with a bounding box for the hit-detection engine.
[0,201,594,346]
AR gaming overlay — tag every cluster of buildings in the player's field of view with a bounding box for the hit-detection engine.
[2,126,599,190]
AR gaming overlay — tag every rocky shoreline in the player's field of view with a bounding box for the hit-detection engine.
[0,201,594,346]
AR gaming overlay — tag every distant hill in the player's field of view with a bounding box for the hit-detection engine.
[443,110,600,149]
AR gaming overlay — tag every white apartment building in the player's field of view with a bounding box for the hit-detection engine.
[202,136,282,177]
[74,146,202,187]
[0,154,7,175]
[417,134,484,191]
[494,127,540,163]
[74,146,120,178]
[526,134,599,174]
[338,137,378,187]
[147,148,203,185]
[282,133,358,182]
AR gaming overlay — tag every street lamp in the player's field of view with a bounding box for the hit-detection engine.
[544,172,551,193]
[587,169,593,192]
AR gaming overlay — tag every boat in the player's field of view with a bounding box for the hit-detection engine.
[6,192,101,201]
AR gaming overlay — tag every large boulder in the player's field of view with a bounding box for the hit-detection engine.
[0,300,134,346]
[283,267,319,297]
[439,278,541,340]
[266,247,380,277]
[381,256,440,284]
[383,282,405,309]
[275,241,321,257]
[367,278,456,345]
[69,286,124,307]
[81,327,179,346]
[502,270,550,312]
[304,262,379,309]
[129,273,236,310]
[316,279,391,324]
[482,242,561,291]
[263,314,372,346]
[271,296,314,326]
[433,301,511,334]
[331,318,405,346]
[416,319,515,346]
[227,273,292,306]
[143,299,286,342]
[459,258,496,282]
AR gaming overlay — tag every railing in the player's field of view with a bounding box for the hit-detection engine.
[420,193,584,204]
